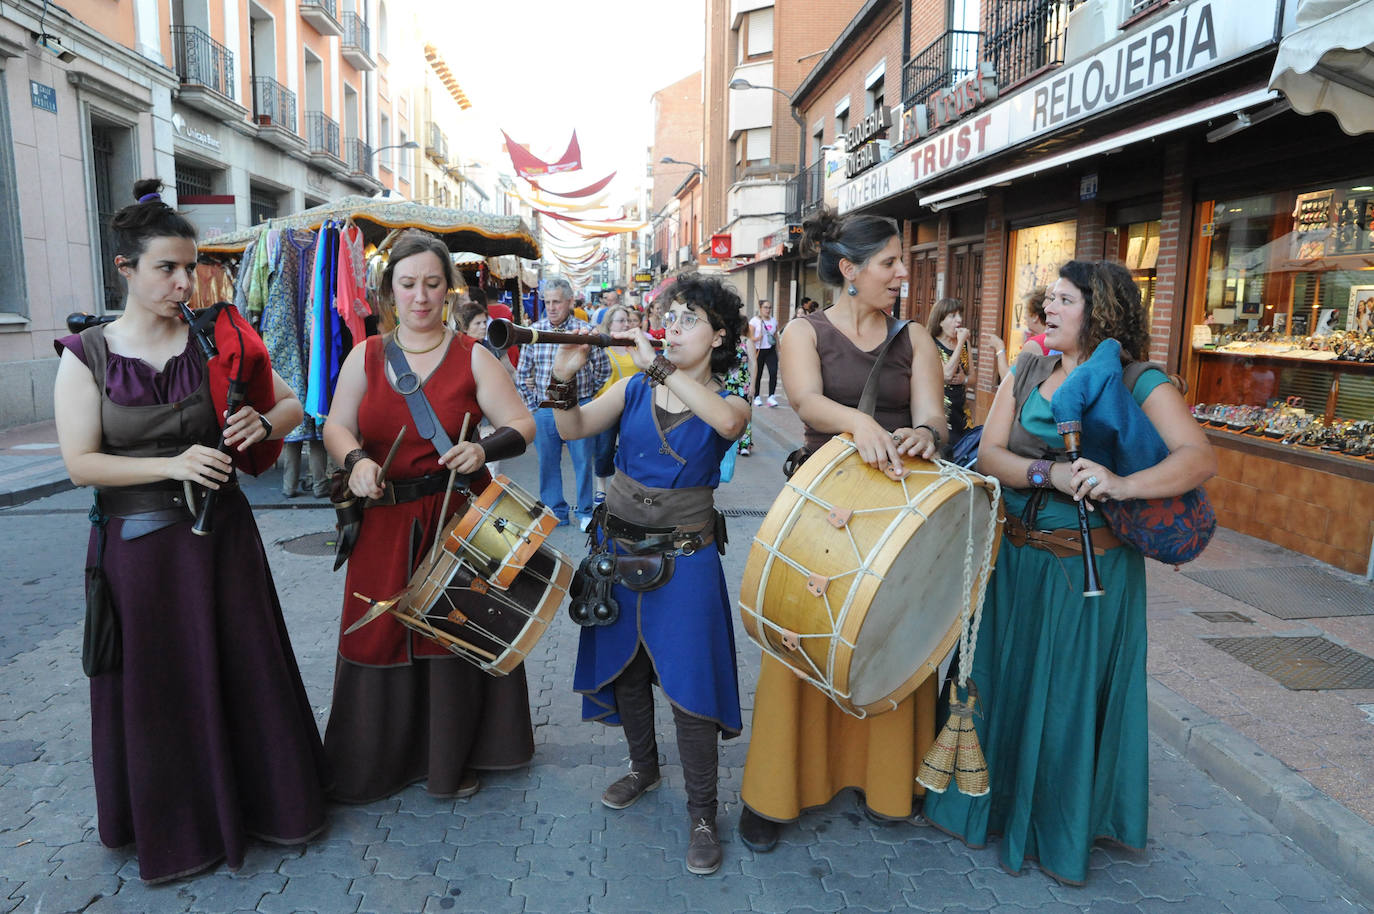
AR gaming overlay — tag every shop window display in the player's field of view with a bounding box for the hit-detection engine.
[1004,218,1076,360]
[1103,219,1160,324]
[1188,183,1374,462]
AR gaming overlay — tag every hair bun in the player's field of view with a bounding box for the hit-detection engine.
[801,208,843,252]
[133,178,166,204]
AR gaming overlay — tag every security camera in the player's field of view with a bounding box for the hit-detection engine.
[36,33,77,63]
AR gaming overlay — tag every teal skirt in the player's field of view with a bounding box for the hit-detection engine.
[923,536,1149,884]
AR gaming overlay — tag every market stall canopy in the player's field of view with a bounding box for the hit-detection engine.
[1269,0,1374,135]
[198,195,540,259]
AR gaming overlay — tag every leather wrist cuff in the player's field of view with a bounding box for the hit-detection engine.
[344,448,370,474]
[1027,458,1053,489]
[541,375,578,410]
[645,355,678,386]
[479,426,528,463]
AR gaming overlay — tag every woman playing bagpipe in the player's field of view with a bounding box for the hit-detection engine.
[548,274,750,875]
[322,230,535,803]
[921,260,1216,884]
[52,180,327,882]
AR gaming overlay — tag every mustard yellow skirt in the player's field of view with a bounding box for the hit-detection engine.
[740,654,937,821]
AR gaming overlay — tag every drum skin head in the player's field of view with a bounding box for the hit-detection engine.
[740,435,1001,715]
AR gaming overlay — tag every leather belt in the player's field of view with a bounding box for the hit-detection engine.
[601,510,714,556]
[1003,515,1122,557]
[383,472,467,506]
[95,480,235,517]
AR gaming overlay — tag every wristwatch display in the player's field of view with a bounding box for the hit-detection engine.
[258,414,273,438]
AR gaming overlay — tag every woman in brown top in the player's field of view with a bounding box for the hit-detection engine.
[738,208,946,851]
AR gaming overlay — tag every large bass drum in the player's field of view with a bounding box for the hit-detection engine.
[739,435,1002,716]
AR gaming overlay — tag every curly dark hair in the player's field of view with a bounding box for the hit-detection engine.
[1057,260,1149,362]
[110,179,197,265]
[1026,286,1048,323]
[801,207,900,288]
[658,273,744,376]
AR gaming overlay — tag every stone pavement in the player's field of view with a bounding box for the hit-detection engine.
[0,403,1371,912]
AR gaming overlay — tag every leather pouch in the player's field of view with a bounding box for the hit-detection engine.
[616,553,675,592]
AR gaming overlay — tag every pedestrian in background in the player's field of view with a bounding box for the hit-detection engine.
[515,277,610,530]
[750,299,779,408]
[928,297,972,447]
[591,304,640,502]
[53,179,327,882]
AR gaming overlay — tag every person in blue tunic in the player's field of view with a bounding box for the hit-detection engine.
[922,260,1215,884]
[546,274,750,876]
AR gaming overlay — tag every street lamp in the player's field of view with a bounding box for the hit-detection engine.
[728,78,807,176]
[660,156,706,178]
[370,139,419,171]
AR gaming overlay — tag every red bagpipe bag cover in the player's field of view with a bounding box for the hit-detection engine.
[208,303,283,475]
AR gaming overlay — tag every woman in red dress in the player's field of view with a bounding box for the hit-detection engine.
[322,230,536,802]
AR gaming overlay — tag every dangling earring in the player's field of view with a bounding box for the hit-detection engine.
[847,283,858,296]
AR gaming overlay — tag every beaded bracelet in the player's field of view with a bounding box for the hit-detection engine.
[343,448,370,474]
[541,374,578,410]
[645,355,678,386]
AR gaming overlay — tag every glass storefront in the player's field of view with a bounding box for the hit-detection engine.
[1187,180,1374,462]
[1003,218,1076,360]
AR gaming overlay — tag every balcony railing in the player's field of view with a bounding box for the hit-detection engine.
[785,160,825,223]
[983,0,1083,91]
[251,76,296,132]
[299,0,343,36]
[902,29,982,111]
[341,11,371,62]
[344,137,373,173]
[305,111,340,159]
[427,121,448,163]
[170,25,234,98]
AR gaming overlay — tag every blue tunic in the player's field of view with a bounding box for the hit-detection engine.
[572,374,743,735]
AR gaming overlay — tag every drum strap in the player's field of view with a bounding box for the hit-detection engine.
[385,337,455,457]
[856,318,911,418]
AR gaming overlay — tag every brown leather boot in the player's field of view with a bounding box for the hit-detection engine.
[686,815,721,875]
[601,767,661,810]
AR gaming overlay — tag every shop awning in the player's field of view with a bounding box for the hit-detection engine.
[1269,0,1374,136]
[919,86,1280,208]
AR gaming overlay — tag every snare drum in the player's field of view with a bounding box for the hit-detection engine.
[441,474,559,589]
[739,435,1002,716]
[367,484,573,676]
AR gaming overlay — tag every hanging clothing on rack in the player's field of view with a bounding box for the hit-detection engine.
[336,220,371,346]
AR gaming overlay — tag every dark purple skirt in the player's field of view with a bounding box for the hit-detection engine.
[90,489,328,882]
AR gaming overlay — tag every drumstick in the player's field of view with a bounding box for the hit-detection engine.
[376,426,407,489]
[429,412,471,568]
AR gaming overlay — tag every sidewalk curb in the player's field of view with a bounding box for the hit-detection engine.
[1148,678,1374,905]
[0,477,73,509]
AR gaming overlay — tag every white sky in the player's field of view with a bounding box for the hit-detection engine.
[439,0,706,215]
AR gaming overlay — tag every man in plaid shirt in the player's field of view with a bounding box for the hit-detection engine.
[517,277,611,529]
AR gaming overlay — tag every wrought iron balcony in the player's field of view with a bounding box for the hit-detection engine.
[426,122,448,163]
[170,25,234,98]
[902,29,982,111]
[305,111,340,159]
[983,0,1083,91]
[785,160,825,224]
[251,76,296,132]
[341,12,374,69]
[344,137,372,173]
[300,0,343,36]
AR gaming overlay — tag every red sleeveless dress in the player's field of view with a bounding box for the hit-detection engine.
[325,333,534,802]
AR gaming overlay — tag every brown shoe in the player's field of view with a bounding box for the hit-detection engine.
[686,816,721,875]
[601,767,661,809]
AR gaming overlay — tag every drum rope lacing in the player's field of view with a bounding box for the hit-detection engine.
[742,439,1002,716]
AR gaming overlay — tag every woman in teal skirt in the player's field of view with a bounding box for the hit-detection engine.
[923,260,1215,884]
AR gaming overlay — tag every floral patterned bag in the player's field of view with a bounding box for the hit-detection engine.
[1098,489,1216,565]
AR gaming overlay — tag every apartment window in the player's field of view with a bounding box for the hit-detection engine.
[866,62,886,115]
[811,125,824,167]
[377,1,389,58]
[379,113,392,169]
[398,129,411,184]
[835,100,850,145]
[175,163,214,197]
[743,7,773,59]
[90,120,133,313]
[742,127,771,167]
[250,185,279,224]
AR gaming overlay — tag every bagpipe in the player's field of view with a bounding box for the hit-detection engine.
[67,304,282,532]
